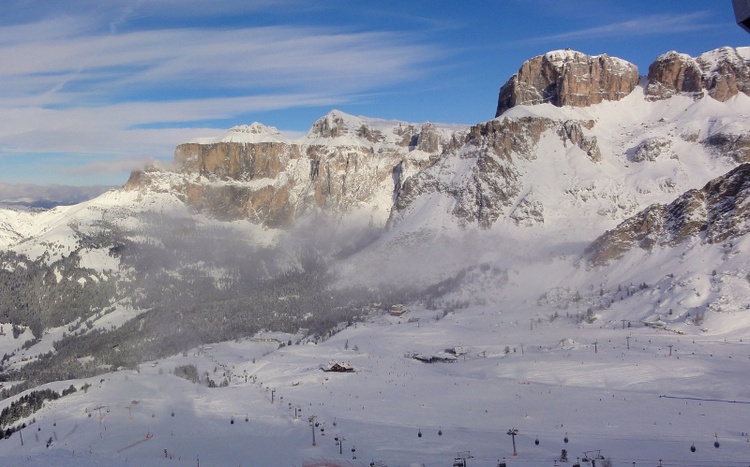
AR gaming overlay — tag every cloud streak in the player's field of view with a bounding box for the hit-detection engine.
[0,6,440,183]
[515,11,717,45]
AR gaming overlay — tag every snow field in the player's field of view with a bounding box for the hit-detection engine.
[1,300,749,466]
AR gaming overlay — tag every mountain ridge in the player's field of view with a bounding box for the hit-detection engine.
[118,47,750,237]
[585,163,750,266]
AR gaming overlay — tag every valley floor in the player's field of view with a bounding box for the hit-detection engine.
[1,301,749,467]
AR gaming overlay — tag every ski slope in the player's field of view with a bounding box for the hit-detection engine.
[1,298,749,467]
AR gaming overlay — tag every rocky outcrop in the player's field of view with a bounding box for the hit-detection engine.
[495,50,639,117]
[698,47,750,101]
[391,117,559,228]
[174,141,298,181]
[645,52,703,100]
[559,120,601,163]
[126,111,454,227]
[702,132,750,163]
[585,164,750,265]
[646,47,750,101]
[416,123,440,153]
[309,112,349,139]
[509,193,544,226]
[629,137,675,163]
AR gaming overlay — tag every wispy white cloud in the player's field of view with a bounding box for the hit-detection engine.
[0,5,441,183]
[0,23,432,101]
[5,2,733,186]
[63,156,157,177]
[516,11,716,44]
[0,94,342,153]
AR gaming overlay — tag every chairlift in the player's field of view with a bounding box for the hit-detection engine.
[581,450,605,463]
[452,458,466,467]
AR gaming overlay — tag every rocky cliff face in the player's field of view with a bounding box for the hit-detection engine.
[389,116,604,228]
[702,132,750,163]
[391,117,546,229]
[495,50,639,117]
[645,51,704,100]
[585,163,750,265]
[125,111,453,227]
[646,47,750,101]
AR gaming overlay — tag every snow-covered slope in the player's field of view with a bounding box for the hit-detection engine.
[1,302,750,466]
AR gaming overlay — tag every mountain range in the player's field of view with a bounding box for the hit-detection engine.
[0,183,112,210]
[0,46,749,465]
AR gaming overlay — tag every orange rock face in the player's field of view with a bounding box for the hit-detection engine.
[496,50,639,117]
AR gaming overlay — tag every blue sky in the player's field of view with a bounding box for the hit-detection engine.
[0,0,747,186]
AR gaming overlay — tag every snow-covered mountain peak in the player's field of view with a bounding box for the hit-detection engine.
[697,45,750,73]
[230,122,280,135]
[191,122,288,144]
[655,50,695,62]
[306,109,368,140]
[542,48,586,61]
[542,48,634,70]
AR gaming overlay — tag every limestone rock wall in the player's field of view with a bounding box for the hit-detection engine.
[495,50,639,117]
[126,112,452,228]
[646,47,750,101]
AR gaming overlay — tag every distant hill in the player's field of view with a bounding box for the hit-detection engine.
[0,182,113,209]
